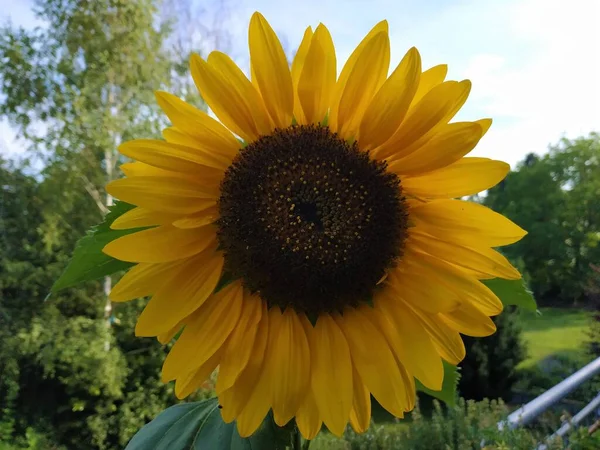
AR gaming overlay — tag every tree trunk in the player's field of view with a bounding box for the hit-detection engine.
[103,145,114,351]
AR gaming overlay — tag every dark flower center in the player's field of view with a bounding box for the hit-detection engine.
[217,125,408,317]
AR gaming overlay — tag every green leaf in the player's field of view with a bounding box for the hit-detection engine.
[482,278,537,311]
[51,201,141,292]
[416,361,460,406]
[125,398,290,450]
[214,271,238,293]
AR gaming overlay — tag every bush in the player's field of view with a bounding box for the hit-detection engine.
[459,308,526,401]
[584,264,600,358]
[565,427,600,450]
[341,398,600,450]
[515,351,600,404]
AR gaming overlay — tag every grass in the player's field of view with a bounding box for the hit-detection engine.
[517,307,592,368]
[310,423,409,450]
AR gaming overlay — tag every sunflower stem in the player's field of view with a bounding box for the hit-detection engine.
[301,438,311,450]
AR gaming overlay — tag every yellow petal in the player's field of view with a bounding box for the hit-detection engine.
[291,26,314,124]
[103,224,217,263]
[329,20,388,131]
[296,390,322,440]
[359,47,421,150]
[398,363,416,412]
[162,126,204,148]
[161,280,242,378]
[157,322,183,345]
[374,80,472,161]
[219,301,269,423]
[235,307,282,437]
[161,127,237,170]
[309,314,353,437]
[249,12,293,128]
[235,370,272,438]
[440,301,497,337]
[335,307,410,417]
[476,118,493,135]
[174,348,222,399]
[387,123,484,176]
[207,51,273,136]
[106,176,217,215]
[216,292,263,394]
[409,231,521,280]
[136,250,224,337]
[410,199,528,247]
[373,291,444,391]
[411,64,448,106]
[190,53,259,142]
[119,162,199,181]
[266,307,311,426]
[348,365,371,433]
[119,139,230,173]
[387,262,460,314]
[298,24,336,124]
[110,207,178,230]
[291,27,314,87]
[336,31,390,139]
[110,260,184,302]
[172,206,220,229]
[405,304,466,365]
[154,91,240,159]
[402,158,510,198]
[404,247,503,316]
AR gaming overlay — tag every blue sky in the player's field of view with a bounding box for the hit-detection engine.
[1,0,599,167]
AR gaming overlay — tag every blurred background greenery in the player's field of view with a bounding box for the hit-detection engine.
[1,0,599,449]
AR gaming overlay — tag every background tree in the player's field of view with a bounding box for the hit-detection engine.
[0,0,231,448]
[458,309,527,401]
[585,265,600,358]
[485,134,600,307]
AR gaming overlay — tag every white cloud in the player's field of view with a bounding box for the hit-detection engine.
[461,0,600,166]
[1,0,598,169]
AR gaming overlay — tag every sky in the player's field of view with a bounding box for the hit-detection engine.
[1,0,599,168]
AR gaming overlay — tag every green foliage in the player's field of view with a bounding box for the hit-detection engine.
[584,265,600,358]
[483,278,537,311]
[0,427,67,450]
[125,399,289,450]
[0,0,215,447]
[459,308,527,401]
[515,351,599,404]
[485,134,600,307]
[52,202,137,292]
[416,361,460,406]
[340,398,564,450]
[566,427,600,450]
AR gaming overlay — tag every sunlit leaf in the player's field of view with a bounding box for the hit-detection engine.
[416,361,460,406]
[125,398,290,450]
[51,201,140,292]
[483,278,537,311]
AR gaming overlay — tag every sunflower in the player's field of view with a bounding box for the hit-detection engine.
[103,12,526,440]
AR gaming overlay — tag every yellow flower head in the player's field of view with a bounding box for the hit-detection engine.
[103,12,526,440]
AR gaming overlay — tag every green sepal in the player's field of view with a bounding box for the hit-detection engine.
[482,278,537,311]
[51,201,142,292]
[416,360,460,406]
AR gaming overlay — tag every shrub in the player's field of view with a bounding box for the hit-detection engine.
[342,398,571,450]
[584,264,600,358]
[459,308,527,401]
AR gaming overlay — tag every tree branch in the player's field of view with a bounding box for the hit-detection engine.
[80,175,109,215]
